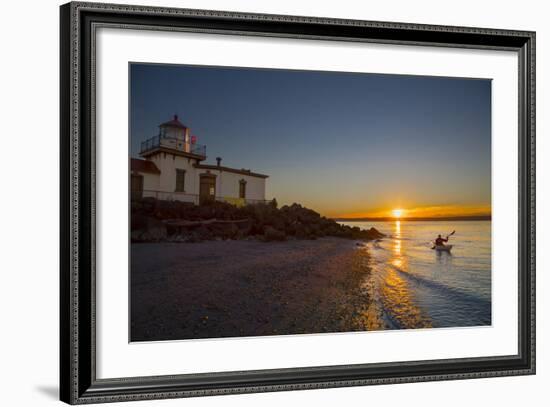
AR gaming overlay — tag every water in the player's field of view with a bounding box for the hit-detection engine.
[341,220,491,330]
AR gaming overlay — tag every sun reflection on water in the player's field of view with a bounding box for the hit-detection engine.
[394,239,401,254]
[392,258,403,268]
[377,219,432,329]
[393,220,402,254]
[393,220,402,256]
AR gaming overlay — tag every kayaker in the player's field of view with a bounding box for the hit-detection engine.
[435,234,448,247]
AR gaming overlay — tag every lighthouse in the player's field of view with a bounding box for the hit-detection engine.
[131,114,268,205]
[157,114,192,153]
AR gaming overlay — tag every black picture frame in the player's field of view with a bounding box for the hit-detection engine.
[60,2,536,404]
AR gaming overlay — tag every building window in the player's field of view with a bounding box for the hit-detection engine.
[175,169,186,192]
[239,179,247,199]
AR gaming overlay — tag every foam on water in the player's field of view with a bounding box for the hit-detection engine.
[341,220,491,329]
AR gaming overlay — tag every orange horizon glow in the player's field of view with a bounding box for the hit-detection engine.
[333,204,491,219]
[392,208,404,218]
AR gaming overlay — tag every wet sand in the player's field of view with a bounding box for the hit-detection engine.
[130,238,373,341]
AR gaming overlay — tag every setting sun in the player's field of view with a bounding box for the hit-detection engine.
[392,209,404,218]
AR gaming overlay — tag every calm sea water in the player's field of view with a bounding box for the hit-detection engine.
[340,220,491,329]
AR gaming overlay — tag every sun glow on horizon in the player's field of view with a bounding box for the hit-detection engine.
[392,208,404,218]
[333,204,492,220]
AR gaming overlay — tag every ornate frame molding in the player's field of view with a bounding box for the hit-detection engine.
[60,2,535,404]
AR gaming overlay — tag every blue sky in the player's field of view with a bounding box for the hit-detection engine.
[130,63,491,217]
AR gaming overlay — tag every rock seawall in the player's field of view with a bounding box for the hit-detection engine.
[131,198,384,243]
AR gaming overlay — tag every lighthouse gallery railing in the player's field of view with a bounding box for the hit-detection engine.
[140,134,206,157]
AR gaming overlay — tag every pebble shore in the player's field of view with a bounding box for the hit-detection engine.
[130,237,373,341]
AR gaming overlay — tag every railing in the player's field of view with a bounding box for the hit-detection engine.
[140,135,160,154]
[193,144,206,156]
[134,190,200,204]
[215,196,271,207]
[140,134,206,157]
[131,189,271,206]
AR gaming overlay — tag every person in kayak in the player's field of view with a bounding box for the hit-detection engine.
[435,234,448,247]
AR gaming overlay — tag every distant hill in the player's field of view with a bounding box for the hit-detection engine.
[333,215,491,222]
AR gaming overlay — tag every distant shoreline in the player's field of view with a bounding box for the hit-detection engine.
[333,215,491,222]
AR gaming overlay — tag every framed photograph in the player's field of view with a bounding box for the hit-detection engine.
[60,2,535,404]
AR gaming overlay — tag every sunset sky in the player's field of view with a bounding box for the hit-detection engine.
[130,64,491,219]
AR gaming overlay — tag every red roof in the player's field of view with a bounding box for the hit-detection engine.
[131,158,160,174]
[159,114,187,129]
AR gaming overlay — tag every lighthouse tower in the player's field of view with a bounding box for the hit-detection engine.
[140,114,206,158]
[158,114,191,153]
[137,115,207,197]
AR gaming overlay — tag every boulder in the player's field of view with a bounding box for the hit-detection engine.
[367,227,385,239]
[211,222,240,240]
[294,224,309,240]
[194,225,213,241]
[131,212,148,232]
[130,230,143,242]
[145,217,167,241]
[263,226,286,242]
[141,197,157,213]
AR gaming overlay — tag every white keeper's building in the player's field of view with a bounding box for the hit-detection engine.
[131,115,269,206]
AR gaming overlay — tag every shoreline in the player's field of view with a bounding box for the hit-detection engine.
[130,237,374,341]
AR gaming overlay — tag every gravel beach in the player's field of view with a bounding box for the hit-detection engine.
[130,237,373,341]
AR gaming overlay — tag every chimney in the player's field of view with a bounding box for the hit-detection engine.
[216,157,222,167]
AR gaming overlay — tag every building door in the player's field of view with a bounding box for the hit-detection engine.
[239,179,246,199]
[199,174,216,204]
[131,174,143,200]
